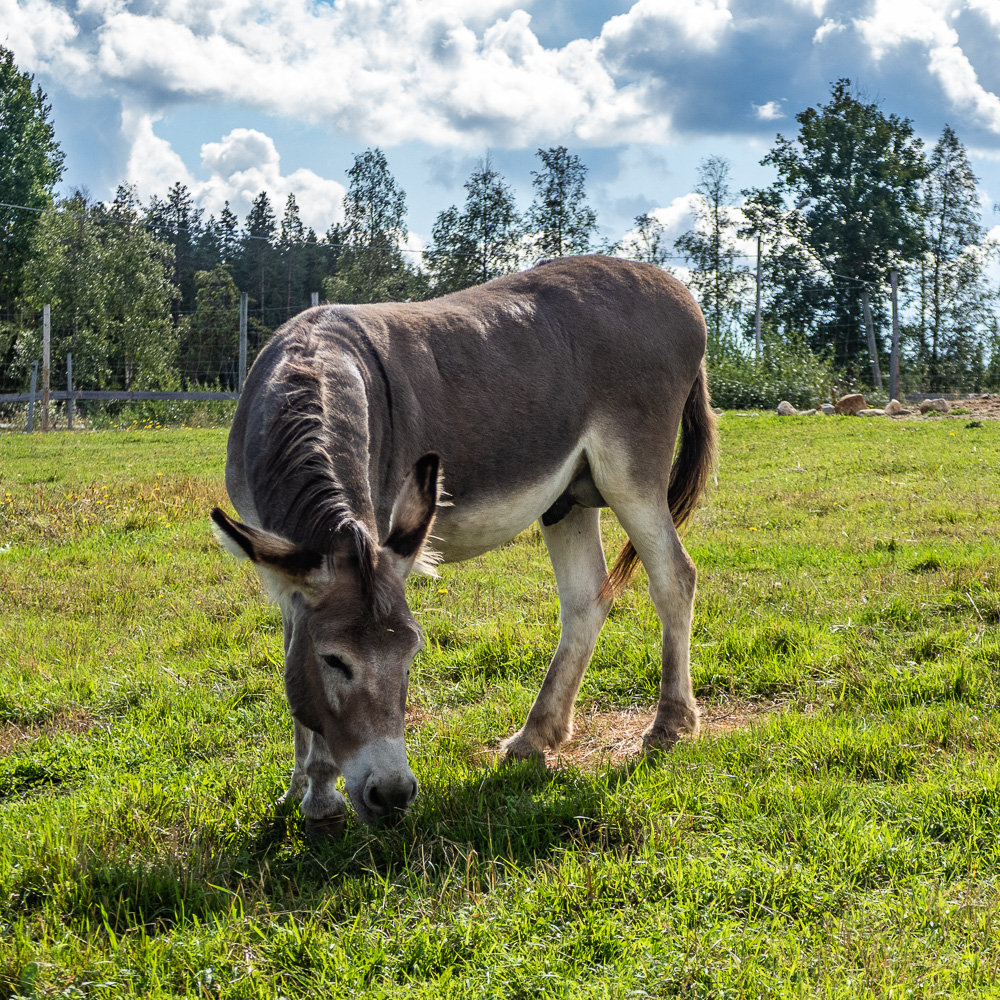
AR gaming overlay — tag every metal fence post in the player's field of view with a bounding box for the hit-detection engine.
[311,292,319,308]
[26,360,39,433]
[67,353,75,430]
[42,304,50,431]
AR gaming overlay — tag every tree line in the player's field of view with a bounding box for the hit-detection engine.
[2,42,998,397]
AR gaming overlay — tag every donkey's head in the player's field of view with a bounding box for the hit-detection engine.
[211,454,441,825]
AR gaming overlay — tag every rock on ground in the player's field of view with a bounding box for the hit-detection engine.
[777,401,798,415]
[919,398,951,413]
[835,393,868,415]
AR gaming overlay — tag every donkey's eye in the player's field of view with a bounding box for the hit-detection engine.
[321,654,354,680]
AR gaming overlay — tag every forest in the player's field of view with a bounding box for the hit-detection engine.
[2,45,999,406]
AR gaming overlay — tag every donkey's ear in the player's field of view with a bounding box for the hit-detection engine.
[211,508,324,593]
[384,454,442,578]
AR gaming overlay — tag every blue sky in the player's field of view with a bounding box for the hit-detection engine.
[4,0,1000,262]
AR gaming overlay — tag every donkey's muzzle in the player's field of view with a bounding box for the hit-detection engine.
[363,772,418,822]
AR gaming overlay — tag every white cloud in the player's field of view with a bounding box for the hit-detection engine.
[123,117,346,231]
[753,100,785,120]
[855,0,1000,132]
[812,18,845,43]
[196,128,346,232]
[4,0,674,148]
[600,0,734,59]
[122,108,195,198]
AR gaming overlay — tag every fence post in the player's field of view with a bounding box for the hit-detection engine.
[26,360,39,433]
[67,353,75,431]
[890,271,901,403]
[861,287,883,390]
[311,292,319,308]
[42,304,50,431]
[754,235,762,363]
[239,291,248,393]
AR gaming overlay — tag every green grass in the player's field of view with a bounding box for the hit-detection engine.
[1,414,999,998]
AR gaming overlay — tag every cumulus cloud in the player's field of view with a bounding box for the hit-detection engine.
[753,100,785,120]
[123,117,346,231]
[855,0,1000,131]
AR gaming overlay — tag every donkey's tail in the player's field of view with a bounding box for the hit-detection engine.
[601,362,717,600]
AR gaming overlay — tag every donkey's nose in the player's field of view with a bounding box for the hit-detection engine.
[363,773,418,820]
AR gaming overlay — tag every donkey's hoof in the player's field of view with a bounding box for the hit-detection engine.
[641,725,681,754]
[303,812,347,839]
[642,704,700,754]
[500,730,547,765]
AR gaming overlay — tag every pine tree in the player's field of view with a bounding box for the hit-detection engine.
[242,191,278,325]
[279,193,307,321]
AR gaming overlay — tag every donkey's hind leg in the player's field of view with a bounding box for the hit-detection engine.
[608,497,700,751]
[502,505,612,762]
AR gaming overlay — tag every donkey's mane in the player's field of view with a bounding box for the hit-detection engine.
[256,341,380,599]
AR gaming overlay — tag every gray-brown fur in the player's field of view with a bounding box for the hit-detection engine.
[216,255,716,825]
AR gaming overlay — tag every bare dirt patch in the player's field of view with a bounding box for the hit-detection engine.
[472,699,782,771]
[0,708,95,755]
[893,394,1000,421]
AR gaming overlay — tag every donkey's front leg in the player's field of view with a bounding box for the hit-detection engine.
[502,507,612,762]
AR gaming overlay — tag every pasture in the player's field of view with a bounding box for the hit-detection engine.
[1,413,999,998]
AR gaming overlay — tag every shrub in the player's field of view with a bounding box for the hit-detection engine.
[707,335,835,410]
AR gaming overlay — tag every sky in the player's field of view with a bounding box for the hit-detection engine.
[4,0,1000,267]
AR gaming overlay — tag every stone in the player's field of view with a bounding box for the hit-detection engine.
[800,408,817,416]
[919,398,950,413]
[835,393,868,415]
[857,408,886,417]
[712,407,723,416]
[884,398,903,415]
[777,400,798,416]
[820,403,835,415]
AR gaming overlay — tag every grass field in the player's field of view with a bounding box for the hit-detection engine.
[1,413,999,998]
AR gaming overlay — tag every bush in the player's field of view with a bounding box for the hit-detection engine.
[707,336,835,410]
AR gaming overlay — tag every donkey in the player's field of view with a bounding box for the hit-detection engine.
[212,255,715,827]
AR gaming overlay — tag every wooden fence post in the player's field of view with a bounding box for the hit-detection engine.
[861,287,882,390]
[311,292,319,308]
[42,304,50,431]
[26,360,39,433]
[67,353,75,430]
[239,291,248,394]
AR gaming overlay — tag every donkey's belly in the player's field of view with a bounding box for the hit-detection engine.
[431,447,588,563]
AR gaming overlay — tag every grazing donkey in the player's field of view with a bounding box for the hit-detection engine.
[212,255,715,827]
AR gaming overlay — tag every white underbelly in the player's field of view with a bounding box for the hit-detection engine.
[431,448,584,563]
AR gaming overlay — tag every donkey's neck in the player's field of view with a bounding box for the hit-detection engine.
[254,349,378,553]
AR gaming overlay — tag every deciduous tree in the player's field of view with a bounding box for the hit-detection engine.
[526,146,597,259]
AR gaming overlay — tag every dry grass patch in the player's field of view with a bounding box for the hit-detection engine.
[0,707,95,755]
